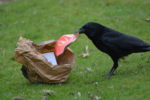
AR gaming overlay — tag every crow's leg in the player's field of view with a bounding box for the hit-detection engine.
[107,58,119,77]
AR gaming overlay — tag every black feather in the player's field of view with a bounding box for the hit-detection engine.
[78,22,150,77]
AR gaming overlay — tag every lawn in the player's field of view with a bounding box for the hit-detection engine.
[0,0,150,100]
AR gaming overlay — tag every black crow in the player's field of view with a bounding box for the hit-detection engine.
[77,22,150,77]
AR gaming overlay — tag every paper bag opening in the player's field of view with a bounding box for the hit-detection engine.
[15,37,75,84]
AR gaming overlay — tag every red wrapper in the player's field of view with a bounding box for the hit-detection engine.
[54,33,79,56]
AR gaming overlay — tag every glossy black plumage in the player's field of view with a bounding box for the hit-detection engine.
[77,22,150,77]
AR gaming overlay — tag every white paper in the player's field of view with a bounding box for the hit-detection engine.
[42,52,58,66]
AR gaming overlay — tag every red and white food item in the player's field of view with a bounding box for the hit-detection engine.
[54,33,79,56]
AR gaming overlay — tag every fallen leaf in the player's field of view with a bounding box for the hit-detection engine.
[144,18,150,22]
[108,85,114,89]
[11,96,23,100]
[42,89,55,95]
[85,67,93,72]
[78,45,89,58]
[77,92,81,97]
[74,91,81,99]
[88,93,101,100]
[41,96,49,100]
[89,95,101,100]
[93,96,101,100]
[78,53,89,57]
[93,81,99,85]
[79,71,84,74]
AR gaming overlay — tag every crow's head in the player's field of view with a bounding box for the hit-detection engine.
[76,22,105,38]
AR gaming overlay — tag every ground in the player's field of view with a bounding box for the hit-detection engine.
[0,0,150,100]
[0,0,14,4]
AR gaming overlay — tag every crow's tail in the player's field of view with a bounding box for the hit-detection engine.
[141,43,150,51]
[141,47,150,52]
[133,44,150,53]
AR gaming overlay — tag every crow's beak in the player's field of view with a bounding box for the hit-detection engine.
[75,28,85,34]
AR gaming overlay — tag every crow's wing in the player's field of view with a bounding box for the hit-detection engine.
[101,32,150,51]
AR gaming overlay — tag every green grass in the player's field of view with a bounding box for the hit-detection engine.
[0,0,150,100]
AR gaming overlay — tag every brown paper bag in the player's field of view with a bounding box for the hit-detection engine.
[15,37,75,83]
